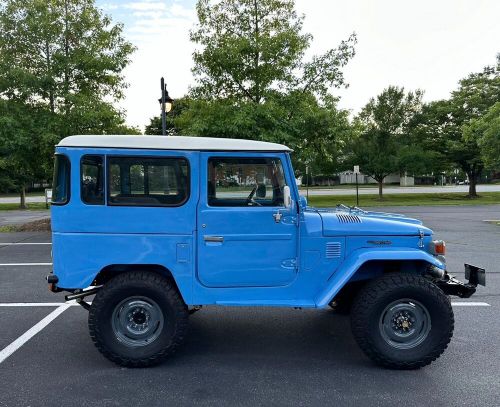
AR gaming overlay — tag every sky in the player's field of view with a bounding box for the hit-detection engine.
[96,0,500,130]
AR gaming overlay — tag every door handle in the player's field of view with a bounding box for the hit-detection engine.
[204,236,224,243]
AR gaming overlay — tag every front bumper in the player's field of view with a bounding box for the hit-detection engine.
[436,263,486,298]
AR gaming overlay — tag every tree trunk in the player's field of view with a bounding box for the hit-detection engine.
[378,180,383,199]
[252,0,260,103]
[468,173,478,198]
[63,0,70,116]
[20,185,27,209]
[45,40,55,114]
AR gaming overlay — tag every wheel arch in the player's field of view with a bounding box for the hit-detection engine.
[316,248,444,308]
[92,264,185,302]
[330,259,431,307]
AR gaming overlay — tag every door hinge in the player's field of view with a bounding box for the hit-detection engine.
[418,229,425,248]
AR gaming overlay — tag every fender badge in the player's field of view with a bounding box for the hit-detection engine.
[367,240,392,245]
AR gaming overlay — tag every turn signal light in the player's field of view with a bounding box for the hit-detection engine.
[432,240,446,255]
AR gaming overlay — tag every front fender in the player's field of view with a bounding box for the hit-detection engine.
[315,247,444,308]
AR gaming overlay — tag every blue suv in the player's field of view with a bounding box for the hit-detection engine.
[47,135,485,369]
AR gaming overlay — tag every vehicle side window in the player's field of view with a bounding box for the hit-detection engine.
[108,156,189,207]
[208,157,286,207]
[52,155,70,205]
[81,155,104,205]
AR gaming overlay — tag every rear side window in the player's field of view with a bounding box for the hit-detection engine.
[108,157,189,206]
[81,155,104,205]
[52,155,70,205]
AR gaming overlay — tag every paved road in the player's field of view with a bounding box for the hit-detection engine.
[0,206,498,406]
[0,210,49,226]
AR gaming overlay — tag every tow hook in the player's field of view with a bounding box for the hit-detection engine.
[65,286,102,311]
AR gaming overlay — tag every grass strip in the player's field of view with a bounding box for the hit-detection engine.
[0,202,48,211]
[308,192,500,207]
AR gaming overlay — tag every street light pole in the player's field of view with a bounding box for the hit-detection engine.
[159,77,174,136]
[160,77,167,136]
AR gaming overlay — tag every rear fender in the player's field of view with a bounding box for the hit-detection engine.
[315,247,444,308]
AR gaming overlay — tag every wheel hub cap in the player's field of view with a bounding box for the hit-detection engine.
[112,297,164,347]
[379,299,431,349]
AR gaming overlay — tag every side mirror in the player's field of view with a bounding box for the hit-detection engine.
[283,185,292,209]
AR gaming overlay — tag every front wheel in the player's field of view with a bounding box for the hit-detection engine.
[350,274,454,369]
[88,271,189,367]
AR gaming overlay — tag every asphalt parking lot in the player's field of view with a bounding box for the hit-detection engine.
[0,205,499,407]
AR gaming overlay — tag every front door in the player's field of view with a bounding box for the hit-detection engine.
[197,153,298,288]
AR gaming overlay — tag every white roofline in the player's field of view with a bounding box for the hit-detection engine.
[57,135,292,152]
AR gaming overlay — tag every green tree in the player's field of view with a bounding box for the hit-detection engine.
[464,102,500,170]
[180,0,357,172]
[448,62,500,196]
[406,100,451,176]
[353,86,423,198]
[191,0,356,103]
[416,59,500,197]
[0,100,56,207]
[0,0,135,205]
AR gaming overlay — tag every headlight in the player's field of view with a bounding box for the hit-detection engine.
[430,240,446,255]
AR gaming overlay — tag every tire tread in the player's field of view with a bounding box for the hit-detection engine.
[88,271,189,368]
[350,274,454,369]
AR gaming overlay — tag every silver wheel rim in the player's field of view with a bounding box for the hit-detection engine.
[379,298,431,350]
[111,296,164,347]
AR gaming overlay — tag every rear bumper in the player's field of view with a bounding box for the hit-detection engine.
[436,263,486,298]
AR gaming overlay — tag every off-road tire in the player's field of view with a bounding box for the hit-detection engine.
[350,274,454,369]
[88,271,189,367]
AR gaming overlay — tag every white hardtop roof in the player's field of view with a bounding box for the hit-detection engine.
[57,135,291,152]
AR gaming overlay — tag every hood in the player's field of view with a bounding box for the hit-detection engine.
[315,207,433,237]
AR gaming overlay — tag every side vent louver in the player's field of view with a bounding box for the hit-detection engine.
[326,242,342,259]
[336,214,361,223]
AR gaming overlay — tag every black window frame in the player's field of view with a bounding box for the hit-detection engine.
[51,154,71,206]
[207,156,287,208]
[106,155,190,207]
[80,154,105,206]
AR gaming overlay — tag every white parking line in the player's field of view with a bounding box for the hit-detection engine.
[0,263,52,266]
[450,302,491,307]
[0,304,70,364]
[0,243,51,245]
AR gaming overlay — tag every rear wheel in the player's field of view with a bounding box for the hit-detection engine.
[350,274,454,369]
[88,271,189,367]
